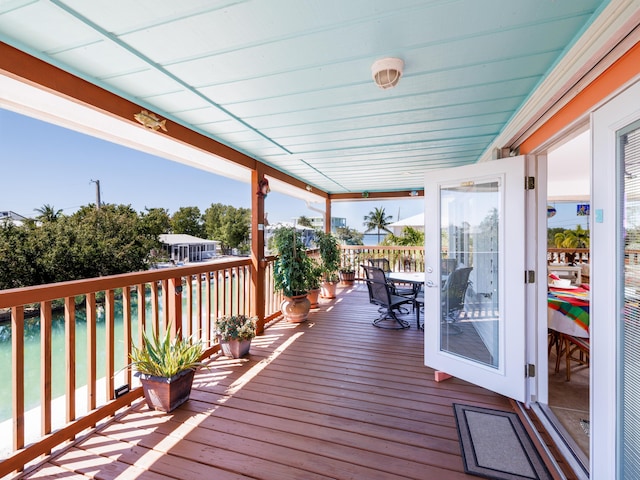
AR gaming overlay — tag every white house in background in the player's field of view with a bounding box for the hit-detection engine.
[307,216,346,232]
[388,213,424,236]
[159,234,219,263]
[0,210,28,226]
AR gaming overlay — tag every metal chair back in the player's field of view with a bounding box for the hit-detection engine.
[368,258,392,274]
[442,267,473,320]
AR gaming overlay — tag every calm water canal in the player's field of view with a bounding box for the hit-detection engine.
[0,278,240,425]
[0,296,141,423]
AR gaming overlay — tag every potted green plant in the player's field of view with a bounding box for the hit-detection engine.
[215,314,257,358]
[128,326,205,412]
[315,230,341,298]
[339,251,358,285]
[271,226,314,322]
[307,261,323,308]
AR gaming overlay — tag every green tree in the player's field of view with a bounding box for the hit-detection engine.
[140,207,171,237]
[297,216,313,227]
[203,203,251,254]
[335,226,364,245]
[34,204,63,222]
[363,207,393,244]
[64,204,159,278]
[171,206,205,237]
[547,227,565,247]
[382,226,424,246]
[0,222,36,289]
[553,225,590,248]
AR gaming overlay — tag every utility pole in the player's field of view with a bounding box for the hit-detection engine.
[90,179,101,210]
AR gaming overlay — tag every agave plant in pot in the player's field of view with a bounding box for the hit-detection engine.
[215,314,257,358]
[271,225,314,322]
[315,230,341,299]
[128,326,205,413]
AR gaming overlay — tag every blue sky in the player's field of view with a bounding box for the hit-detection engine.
[1,108,585,231]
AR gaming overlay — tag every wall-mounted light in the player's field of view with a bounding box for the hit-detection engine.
[362,191,369,198]
[410,190,419,197]
[257,176,270,198]
[305,185,312,192]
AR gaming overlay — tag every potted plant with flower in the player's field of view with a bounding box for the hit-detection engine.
[128,326,205,413]
[315,230,341,298]
[215,314,257,358]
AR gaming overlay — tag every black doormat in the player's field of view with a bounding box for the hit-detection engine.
[453,403,552,480]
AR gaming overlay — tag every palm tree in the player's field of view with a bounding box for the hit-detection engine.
[34,204,63,222]
[363,206,393,243]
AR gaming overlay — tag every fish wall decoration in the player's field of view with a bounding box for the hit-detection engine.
[134,110,167,131]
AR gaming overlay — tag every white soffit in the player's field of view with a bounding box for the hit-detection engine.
[265,175,326,204]
[547,130,590,202]
[0,73,251,183]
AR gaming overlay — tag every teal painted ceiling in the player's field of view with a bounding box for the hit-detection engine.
[0,0,613,194]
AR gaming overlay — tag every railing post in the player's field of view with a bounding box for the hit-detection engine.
[169,277,183,338]
[12,306,24,454]
[251,168,267,335]
[40,300,52,441]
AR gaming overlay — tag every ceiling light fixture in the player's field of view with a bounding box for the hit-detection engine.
[371,57,404,89]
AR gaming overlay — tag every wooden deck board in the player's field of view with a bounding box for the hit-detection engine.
[20,284,542,480]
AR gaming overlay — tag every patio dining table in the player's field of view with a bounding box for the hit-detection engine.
[548,285,590,338]
[388,271,425,329]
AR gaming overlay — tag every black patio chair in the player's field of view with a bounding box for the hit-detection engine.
[441,266,473,334]
[367,258,414,298]
[361,265,413,329]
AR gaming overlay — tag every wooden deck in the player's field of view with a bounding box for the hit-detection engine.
[20,283,552,480]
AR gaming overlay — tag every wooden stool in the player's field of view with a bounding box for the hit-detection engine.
[560,333,590,381]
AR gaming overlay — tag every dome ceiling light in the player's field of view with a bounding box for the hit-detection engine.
[371,57,404,89]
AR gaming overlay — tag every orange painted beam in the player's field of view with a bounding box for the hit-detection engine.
[520,41,640,153]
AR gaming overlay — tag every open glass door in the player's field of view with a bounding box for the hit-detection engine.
[424,156,527,402]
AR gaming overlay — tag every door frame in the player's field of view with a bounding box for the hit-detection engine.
[591,78,640,480]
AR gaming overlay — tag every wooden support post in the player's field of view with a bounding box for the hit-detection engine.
[251,168,267,335]
[325,197,332,233]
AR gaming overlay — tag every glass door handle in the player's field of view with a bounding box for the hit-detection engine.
[426,280,438,288]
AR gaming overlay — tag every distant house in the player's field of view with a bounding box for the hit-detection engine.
[159,234,219,263]
[0,210,29,226]
[307,216,347,232]
[388,213,424,236]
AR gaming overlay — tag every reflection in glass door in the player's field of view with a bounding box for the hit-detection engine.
[440,181,500,368]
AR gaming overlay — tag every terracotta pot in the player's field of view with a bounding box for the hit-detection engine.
[320,281,337,299]
[137,369,196,413]
[339,271,356,285]
[281,294,311,323]
[220,338,252,358]
[307,287,321,308]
